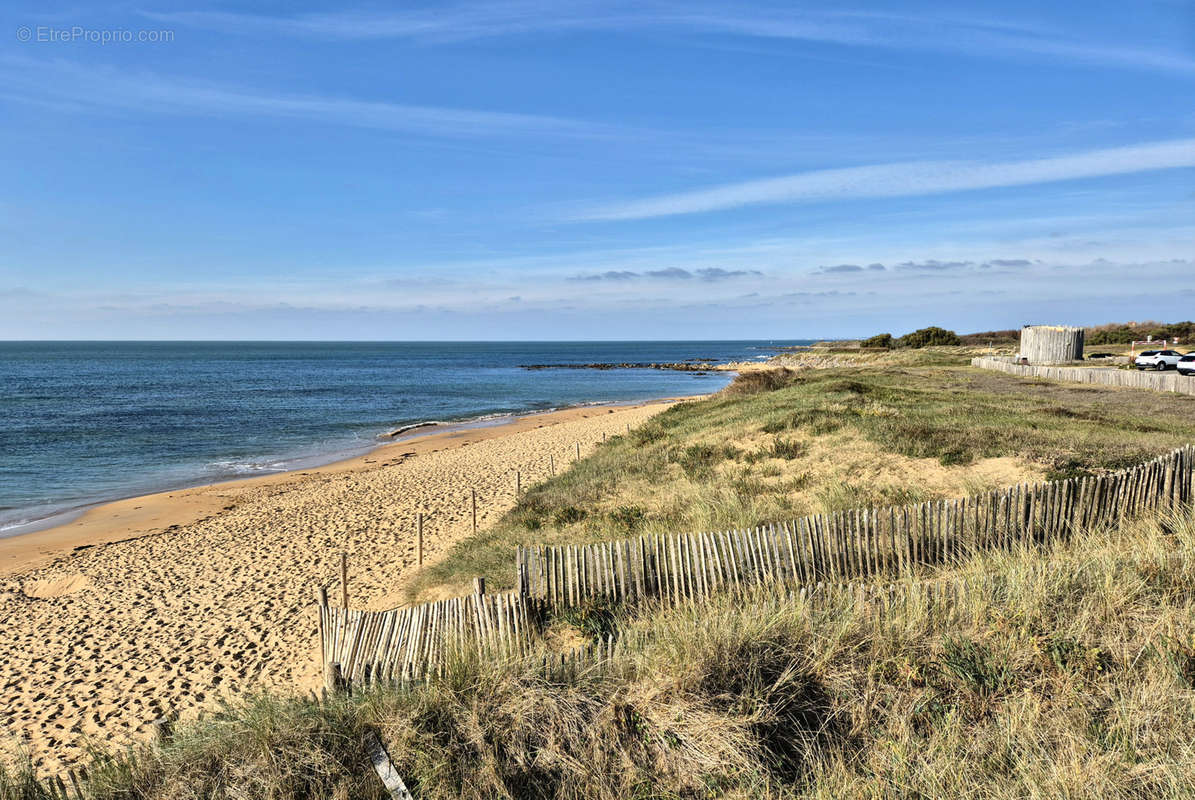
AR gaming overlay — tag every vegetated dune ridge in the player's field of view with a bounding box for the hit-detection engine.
[0,401,673,772]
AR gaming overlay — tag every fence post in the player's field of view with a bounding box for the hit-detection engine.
[340,553,349,609]
[67,770,83,799]
[151,716,173,747]
[325,662,344,692]
[317,586,329,671]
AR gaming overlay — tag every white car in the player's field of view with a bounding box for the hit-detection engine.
[1178,353,1195,376]
[1135,349,1183,370]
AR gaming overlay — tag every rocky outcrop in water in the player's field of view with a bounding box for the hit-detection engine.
[519,361,726,372]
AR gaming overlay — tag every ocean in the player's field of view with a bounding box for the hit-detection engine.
[0,340,808,534]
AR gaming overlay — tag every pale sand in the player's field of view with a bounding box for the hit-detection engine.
[0,400,677,772]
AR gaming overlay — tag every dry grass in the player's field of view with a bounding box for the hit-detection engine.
[7,507,1193,799]
[409,353,1195,598]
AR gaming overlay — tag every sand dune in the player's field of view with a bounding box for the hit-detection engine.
[0,401,673,772]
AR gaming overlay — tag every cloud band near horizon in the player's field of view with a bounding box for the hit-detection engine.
[579,137,1195,221]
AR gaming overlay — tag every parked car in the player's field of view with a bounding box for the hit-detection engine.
[1135,349,1183,370]
[1179,353,1195,376]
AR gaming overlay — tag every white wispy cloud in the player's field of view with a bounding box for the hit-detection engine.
[143,2,606,42]
[145,2,1195,74]
[577,138,1195,220]
[0,55,601,140]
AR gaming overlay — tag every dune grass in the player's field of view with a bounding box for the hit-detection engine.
[409,355,1195,599]
[7,350,1195,797]
[8,506,1194,799]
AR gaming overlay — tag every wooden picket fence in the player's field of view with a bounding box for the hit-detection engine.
[320,445,1194,689]
[33,769,88,800]
[319,596,628,690]
[972,355,1195,395]
[322,578,979,690]
[541,633,626,683]
[319,590,536,687]
[515,445,1195,609]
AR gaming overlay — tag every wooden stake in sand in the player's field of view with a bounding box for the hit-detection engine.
[471,489,477,533]
[316,586,329,670]
[575,442,581,460]
[516,470,522,494]
[474,577,486,595]
[340,553,349,609]
[417,513,424,567]
[67,770,83,798]
[550,453,555,475]
[151,716,173,747]
[325,662,344,692]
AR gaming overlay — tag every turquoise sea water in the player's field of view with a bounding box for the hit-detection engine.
[0,341,808,533]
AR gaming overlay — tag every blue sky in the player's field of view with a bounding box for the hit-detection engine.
[1,1,1193,339]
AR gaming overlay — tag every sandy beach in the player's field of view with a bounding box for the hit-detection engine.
[0,400,677,772]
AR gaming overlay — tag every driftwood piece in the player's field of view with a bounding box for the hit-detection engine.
[364,730,414,800]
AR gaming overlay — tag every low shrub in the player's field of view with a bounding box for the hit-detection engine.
[671,443,741,478]
[553,506,588,525]
[608,505,648,532]
[721,368,801,396]
[895,326,962,348]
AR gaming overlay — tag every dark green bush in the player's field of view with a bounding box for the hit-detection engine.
[895,326,962,348]
[1086,320,1195,345]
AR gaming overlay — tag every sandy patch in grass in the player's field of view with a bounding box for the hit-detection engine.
[796,432,1044,503]
[583,430,1047,527]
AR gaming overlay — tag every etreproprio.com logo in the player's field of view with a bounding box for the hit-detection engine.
[16,25,174,44]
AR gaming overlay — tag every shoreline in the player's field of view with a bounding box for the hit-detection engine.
[0,395,693,544]
[0,396,692,578]
[0,393,687,771]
